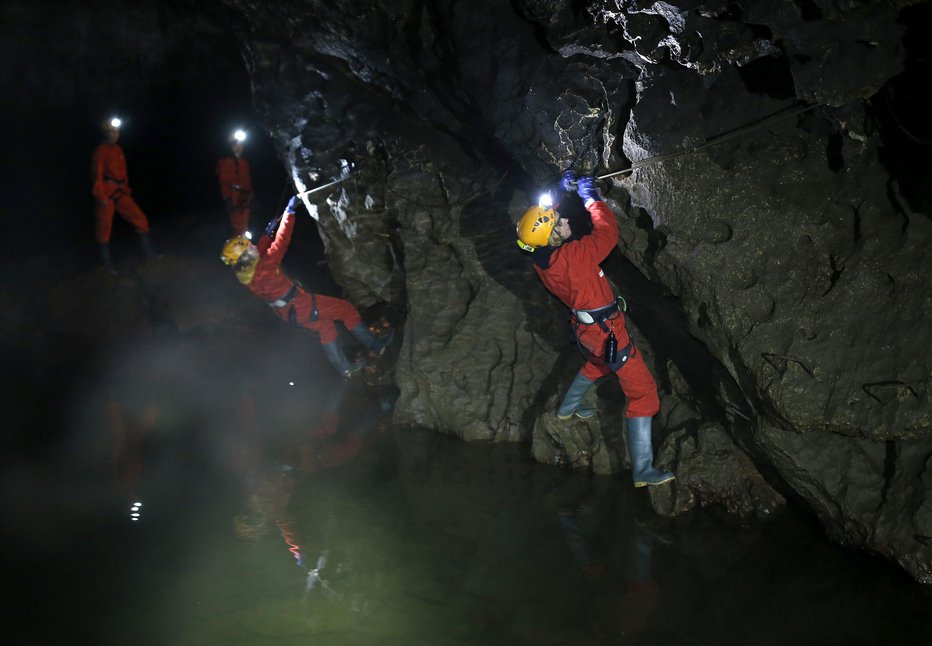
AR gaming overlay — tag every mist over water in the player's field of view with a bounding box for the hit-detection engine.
[6,368,931,644]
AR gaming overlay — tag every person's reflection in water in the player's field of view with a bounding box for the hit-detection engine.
[232,379,385,604]
[105,397,158,502]
[96,360,188,521]
[556,494,669,642]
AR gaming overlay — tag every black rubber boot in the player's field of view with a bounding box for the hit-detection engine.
[98,243,117,275]
[322,341,366,378]
[138,232,157,259]
[626,417,674,487]
[556,371,597,420]
[350,323,394,356]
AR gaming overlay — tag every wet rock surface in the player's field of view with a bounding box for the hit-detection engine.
[4,0,931,582]
[212,0,931,581]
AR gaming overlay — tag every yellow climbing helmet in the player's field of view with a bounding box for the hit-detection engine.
[220,235,250,266]
[516,205,557,252]
[221,235,258,284]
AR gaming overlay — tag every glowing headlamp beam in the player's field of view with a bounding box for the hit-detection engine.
[233,129,247,142]
[110,117,122,129]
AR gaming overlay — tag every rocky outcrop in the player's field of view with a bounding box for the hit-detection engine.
[10,0,919,580]
[602,1,931,582]
[211,0,932,581]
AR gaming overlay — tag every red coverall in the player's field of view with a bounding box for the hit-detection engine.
[216,155,253,235]
[91,143,150,243]
[246,211,362,344]
[534,200,659,418]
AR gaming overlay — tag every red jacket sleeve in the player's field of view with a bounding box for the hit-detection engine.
[562,200,618,265]
[216,158,234,199]
[91,146,106,200]
[260,211,294,264]
[240,158,253,193]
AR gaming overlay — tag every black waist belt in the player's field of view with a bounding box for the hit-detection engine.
[574,302,619,325]
[267,284,298,308]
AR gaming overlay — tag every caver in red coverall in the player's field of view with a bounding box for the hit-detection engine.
[216,143,253,235]
[228,198,391,377]
[91,122,155,273]
[527,172,673,487]
[91,143,150,242]
[533,197,659,419]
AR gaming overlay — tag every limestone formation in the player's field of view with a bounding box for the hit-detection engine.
[6,0,930,582]
[212,0,931,581]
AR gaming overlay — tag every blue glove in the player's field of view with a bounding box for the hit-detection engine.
[576,176,600,203]
[264,214,282,237]
[286,194,300,214]
[560,170,577,193]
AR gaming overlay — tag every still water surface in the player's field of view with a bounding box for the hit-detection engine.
[11,380,932,645]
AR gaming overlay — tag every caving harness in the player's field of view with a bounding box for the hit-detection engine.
[573,296,636,371]
[267,283,298,309]
[103,175,127,201]
[267,283,320,326]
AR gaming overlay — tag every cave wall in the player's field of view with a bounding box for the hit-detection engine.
[602,0,932,583]
[4,0,929,582]
[211,0,932,581]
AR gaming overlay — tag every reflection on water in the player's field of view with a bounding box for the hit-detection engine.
[7,371,932,645]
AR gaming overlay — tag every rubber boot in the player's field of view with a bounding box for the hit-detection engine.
[98,243,117,275]
[350,323,394,357]
[138,232,157,259]
[626,417,674,487]
[556,371,597,420]
[322,341,366,378]
[625,522,655,583]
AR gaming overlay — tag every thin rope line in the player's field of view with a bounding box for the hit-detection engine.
[598,101,820,181]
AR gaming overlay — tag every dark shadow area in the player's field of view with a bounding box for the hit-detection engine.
[736,54,796,100]
[0,0,294,274]
[871,1,932,219]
